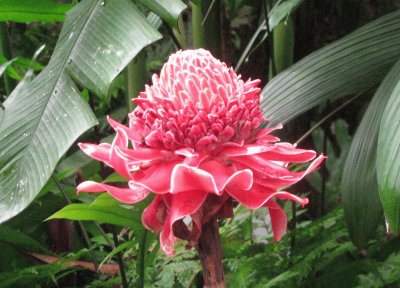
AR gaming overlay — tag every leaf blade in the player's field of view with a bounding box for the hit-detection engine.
[0,0,162,223]
[261,10,400,125]
[342,61,400,247]
[377,62,400,234]
[0,0,73,22]
[47,203,141,230]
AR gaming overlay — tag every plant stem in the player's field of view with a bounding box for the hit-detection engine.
[263,0,276,78]
[124,50,146,111]
[0,22,14,95]
[196,217,225,288]
[191,1,205,48]
[136,230,148,288]
[52,175,100,277]
[111,226,128,288]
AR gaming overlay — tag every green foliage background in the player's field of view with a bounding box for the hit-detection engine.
[0,0,400,287]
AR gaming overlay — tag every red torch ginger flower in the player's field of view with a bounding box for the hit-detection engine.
[78,49,326,256]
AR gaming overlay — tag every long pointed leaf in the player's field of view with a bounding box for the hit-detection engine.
[0,0,162,223]
[377,62,400,234]
[0,0,73,22]
[47,203,142,231]
[342,61,400,247]
[261,10,400,125]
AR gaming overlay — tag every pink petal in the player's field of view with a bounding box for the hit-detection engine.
[254,124,283,140]
[222,144,276,156]
[170,164,221,195]
[260,143,317,162]
[107,116,137,141]
[132,162,178,193]
[77,181,150,204]
[234,154,326,189]
[78,143,112,164]
[142,195,167,233]
[265,199,287,241]
[109,128,131,179]
[225,183,308,209]
[116,146,173,163]
[199,160,253,191]
[160,190,208,256]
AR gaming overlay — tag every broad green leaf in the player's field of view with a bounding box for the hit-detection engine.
[47,203,141,230]
[261,10,400,125]
[0,224,47,252]
[377,62,400,234]
[138,0,186,28]
[342,62,400,247]
[0,0,73,22]
[0,0,162,223]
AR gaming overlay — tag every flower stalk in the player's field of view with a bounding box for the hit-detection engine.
[197,217,225,288]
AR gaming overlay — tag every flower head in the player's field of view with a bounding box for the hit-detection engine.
[78,49,326,255]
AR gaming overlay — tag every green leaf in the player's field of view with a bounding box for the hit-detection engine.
[0,0,73,22]
[0,58,15,78]
[138,0,186,28]
[99,240,136,270]
[0,224,47,252]
[47,203,142,231]
[0,0,162,223]
[269,0,303,29]
[343,61,400,247]
[377,62,400,234]
[261,10,400,125]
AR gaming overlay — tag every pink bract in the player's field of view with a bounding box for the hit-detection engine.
[77,49,326,256]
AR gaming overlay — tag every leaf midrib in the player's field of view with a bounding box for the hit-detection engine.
[6,0,99,191]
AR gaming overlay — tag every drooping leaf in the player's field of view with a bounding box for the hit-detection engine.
[0,58,16,78]
[269,0,303,29]
[47,203,142,231]
[28,252,120,275]
[138,0,186,28]
[0,0,73,22]
[261,10,400,125]
[377,62,400,234]
[0,224,47,252]
[235,0,304,72]
[342,61,400,247]
[0,0,162,223]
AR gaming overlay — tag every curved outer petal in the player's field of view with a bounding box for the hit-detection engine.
[109,128,132,179]
[234,154,327,189]
[132,162,178,193]
[258,143,317,162]
[222,144,276,156]
[142,195,167,233]
[225,182,308,210]
[254,124,283,141]
[170,164,221,195]
[78,142,112,165]
[108,115,137,141]
[160,190,208,256]
[77,181,150,204]
[265,198,287,241]
[199,160,253,191]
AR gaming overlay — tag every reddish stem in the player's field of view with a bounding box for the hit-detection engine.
[196,217,226,288]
